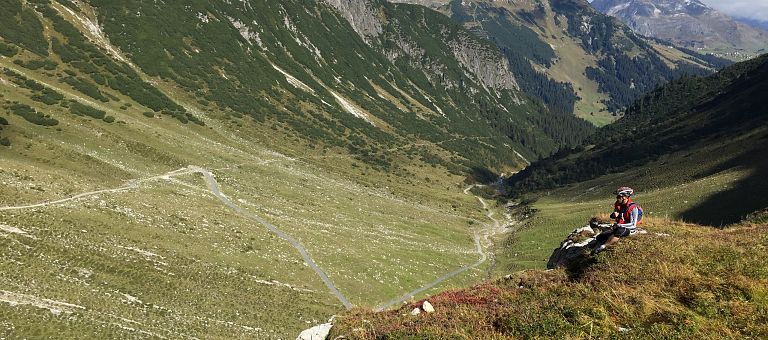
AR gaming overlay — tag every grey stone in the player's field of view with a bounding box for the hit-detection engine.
[297,323,333,340]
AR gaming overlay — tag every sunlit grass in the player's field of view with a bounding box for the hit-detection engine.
[330,219,768,338]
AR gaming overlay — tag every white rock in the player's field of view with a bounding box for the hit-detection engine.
[410,308,421,315]
[422,301,434,313]
[573,226,595,235]
[296,323,332,340]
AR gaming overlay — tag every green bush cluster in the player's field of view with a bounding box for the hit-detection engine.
[31,88,65,105]
[160,109,205,126]
[69,101,105,119]
[0,41,19,57]
[13,58,58,71]
[2,68,67,106]
[40,4,191,121]
[7,103,58,126]
[0,115,8,146]
[0,0,49,56]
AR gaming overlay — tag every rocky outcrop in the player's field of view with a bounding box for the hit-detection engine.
[547,221,670,270]
[322,0,383,42]
[326,0,519,93]
[546,224,605,270]
[448,38,519,92]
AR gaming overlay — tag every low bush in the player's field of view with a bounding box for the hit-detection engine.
[9,103,58,126]
[69,101,106,119]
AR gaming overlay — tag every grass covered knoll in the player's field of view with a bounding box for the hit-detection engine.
[330,216,768,338]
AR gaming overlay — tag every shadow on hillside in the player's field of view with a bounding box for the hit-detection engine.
[681,136,768,226]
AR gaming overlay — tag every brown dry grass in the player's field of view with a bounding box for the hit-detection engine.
[330,217,768,338]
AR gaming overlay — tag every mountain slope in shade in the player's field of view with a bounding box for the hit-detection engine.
[504,53,768,226]
[735,16,768,32]
[591,0,768,60]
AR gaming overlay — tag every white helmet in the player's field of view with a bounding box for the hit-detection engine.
[615,187,634,197]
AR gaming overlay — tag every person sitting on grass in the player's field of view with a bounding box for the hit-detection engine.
[593,187,643,254]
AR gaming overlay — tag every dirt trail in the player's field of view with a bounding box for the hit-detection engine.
[2,167,508,312]
[0,166,353,310]
[374,184,505,311]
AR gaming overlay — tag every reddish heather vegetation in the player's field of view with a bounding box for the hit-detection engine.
[331,217,768,338]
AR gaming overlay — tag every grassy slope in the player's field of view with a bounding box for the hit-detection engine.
[0,65,500,338]
[331,217,768,338]
[498,120,768,271]
[0,46,514,335]
[0,2,520,338]
[325,35,768,340]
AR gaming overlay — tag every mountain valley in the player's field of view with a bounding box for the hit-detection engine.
[1,0,767,338]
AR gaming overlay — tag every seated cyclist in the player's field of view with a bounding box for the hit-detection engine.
[593,187,642,254]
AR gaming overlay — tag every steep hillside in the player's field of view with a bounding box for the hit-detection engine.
[0,0,601,337]
[392,0,725,125]
[330,217,768,338]
[592,0,768,60]
[505,54,768,225]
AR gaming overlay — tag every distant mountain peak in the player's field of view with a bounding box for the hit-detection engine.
[597,0,712,17]
[591,0,768,60]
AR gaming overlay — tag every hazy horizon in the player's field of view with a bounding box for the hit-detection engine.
[588,0,768,23]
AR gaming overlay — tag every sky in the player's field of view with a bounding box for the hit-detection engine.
[700,0,768,22]
[588,0,768,22]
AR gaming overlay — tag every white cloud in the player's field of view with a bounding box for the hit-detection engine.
[700,0,768,22]
[588,0,768,22]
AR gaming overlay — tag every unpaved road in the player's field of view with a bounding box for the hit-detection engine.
[374,184,505,311]
[0,166,353,310]
[188,166,352,309]
[2,168,505,312]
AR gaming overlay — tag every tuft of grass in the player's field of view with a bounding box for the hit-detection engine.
[330,219,768,338]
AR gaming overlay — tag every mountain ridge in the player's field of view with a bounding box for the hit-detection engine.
[391,0,726,125]
[591,0,768,60]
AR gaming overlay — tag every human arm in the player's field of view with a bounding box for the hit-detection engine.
[616,207,639,229]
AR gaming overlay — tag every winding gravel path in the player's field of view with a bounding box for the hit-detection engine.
[188,167,352,309]
[0,166,353,310]
[2,166,507,312]
[374,184,504,311]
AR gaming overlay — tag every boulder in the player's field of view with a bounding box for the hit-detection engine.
[422,300,434,313]
[297,317,335,340]
[546,223,611,269]
[410,307,421,315]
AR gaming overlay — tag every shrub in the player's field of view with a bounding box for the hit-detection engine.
[63,76,109,102]
[102,115,115,123]
[0,137,9,146]
[9,103,58,126]
[13,59,58,70]
[0,41,18,57]
[69,101,106,119]
[0,116,8,125]
[31,88,65,105]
